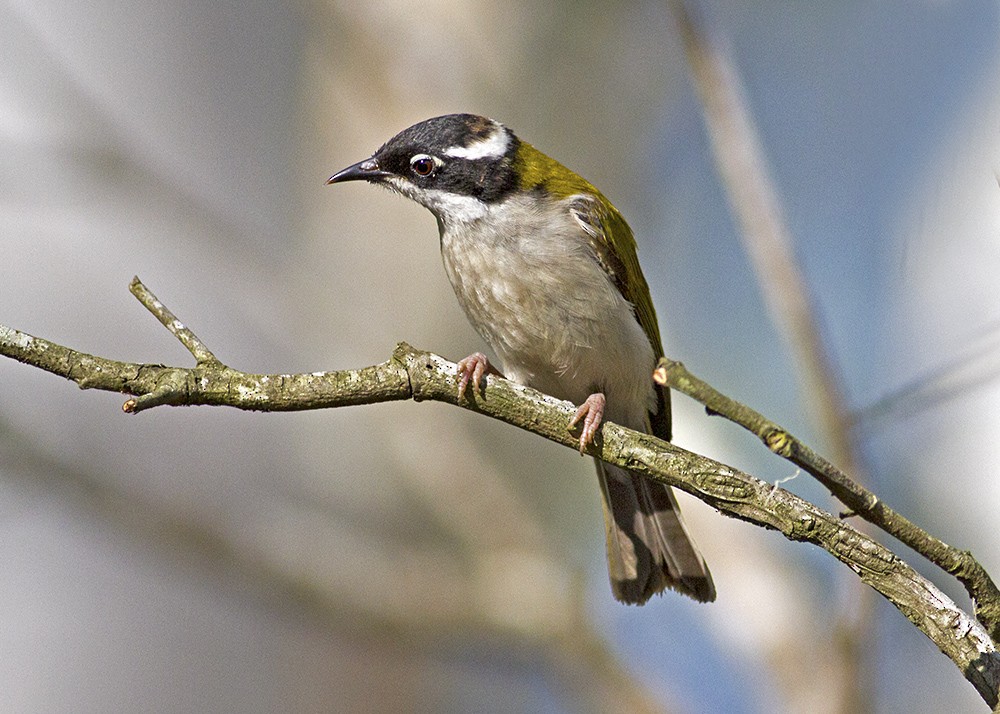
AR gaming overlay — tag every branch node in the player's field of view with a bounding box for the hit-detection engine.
[122,385,179,414]
[763,427,794,458]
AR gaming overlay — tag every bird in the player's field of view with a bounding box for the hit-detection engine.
[327,113,714,605]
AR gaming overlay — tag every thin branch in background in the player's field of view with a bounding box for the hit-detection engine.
[852,318,1000,426]
[669,0,856,475]
[668,2,872,711]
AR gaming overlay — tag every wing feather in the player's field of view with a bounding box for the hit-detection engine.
[568,194,671,440]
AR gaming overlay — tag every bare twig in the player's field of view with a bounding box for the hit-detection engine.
[852,320,1000,426]
[0,279,998,707]
[129,276,219,365]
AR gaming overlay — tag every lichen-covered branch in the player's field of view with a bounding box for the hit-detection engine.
[0,322,412,415]
[655,357,1000,644]
[1,279,998,707]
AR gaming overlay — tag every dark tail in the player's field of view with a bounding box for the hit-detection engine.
[596,461,715,604]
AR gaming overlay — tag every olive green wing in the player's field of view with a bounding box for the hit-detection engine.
[568,194,672,441]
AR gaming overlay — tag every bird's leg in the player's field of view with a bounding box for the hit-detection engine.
[569,392,606,454]
[456,352,503,399]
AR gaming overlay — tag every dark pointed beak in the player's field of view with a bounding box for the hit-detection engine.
[326,157,390,185]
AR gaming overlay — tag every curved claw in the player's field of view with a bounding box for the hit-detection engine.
[456,352,492,399]
[569,393,606,454]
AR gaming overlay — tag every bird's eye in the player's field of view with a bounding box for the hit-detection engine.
[410,154,437,177]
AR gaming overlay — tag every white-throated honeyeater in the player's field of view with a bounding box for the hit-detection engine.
[328,114,714,605]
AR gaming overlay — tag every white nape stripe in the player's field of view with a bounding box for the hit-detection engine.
[442,125,509,160]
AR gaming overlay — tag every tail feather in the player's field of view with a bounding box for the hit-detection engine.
[596,461,715,604]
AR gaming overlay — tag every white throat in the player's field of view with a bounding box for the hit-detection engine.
[384,176,490,224]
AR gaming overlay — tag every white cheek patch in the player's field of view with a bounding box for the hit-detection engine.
[442,124,509,160]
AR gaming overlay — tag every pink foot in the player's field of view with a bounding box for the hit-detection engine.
[569,392,606,453]
[456,352,501,399]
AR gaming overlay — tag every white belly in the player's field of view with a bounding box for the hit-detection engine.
[439,195,656,429]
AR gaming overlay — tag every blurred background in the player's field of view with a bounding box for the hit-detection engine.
[1,1,999,712]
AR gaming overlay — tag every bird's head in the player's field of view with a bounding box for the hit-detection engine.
[327,113,598,226]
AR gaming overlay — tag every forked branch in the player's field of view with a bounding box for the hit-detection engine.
[1,278,998,708]
[655,358,1000,642]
